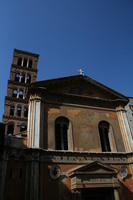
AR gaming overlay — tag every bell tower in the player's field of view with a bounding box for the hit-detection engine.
[2,49,39,136]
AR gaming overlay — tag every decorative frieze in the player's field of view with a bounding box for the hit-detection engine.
[1,148,132,165]
[71,176,118,190]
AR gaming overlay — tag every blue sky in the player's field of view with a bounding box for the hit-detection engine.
[0,0,133,120]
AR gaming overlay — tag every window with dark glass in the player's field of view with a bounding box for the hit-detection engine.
[28,59,32,68]
[20,124,27,132]
[15,73,20,82]
[130,105,133,111]
[17,57,22,66]
[19,89,23,99]
[10,105,15,116]
[98,121,111,152]
[20,73,25,83]
[24,107,28,117]
[26,74,31,84]
[55,117,69,150]
[23,58,27,67]
[17,105,21,117]
[12,89,17,98]
[7,123,14,135]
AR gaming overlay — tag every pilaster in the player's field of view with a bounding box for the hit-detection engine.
[114,188,120,200]
[30,159,40,200]
[25,162,31,200]
[116,106,132,152]
[27,95,44,148]
[0,151,7,200]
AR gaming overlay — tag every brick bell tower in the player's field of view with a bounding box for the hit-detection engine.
[2,49,39,136]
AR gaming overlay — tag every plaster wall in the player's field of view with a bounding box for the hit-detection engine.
[47,104,125,152]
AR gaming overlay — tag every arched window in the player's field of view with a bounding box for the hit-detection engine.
[7,123,14,135]
[15,73,20,82]
[10,105,15,116]
[28,59,32,68]
[20,124,27,132]
[98,121,111,152]
[26,74,31,84]
[19,89,23,99]
[12,89,17,98]
[24,107,28,117]
[55,117,70,150]
[20,73,25,83]
[17,105,21,117]
[17,57,22,66]
[23,58,27,67]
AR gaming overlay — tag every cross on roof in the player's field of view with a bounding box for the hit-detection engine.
[79,69,84,76]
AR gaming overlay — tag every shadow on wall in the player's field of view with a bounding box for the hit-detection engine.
[4,134,27,148]
[120,180,133,200]
[3,152,72,200]
[46,165,72,200]
[0,122,5,147]
[4,159,26,200]
[2,149,133,200]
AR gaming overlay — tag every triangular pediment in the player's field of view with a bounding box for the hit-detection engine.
[30,75,128,103]
[69,161,119,189]
[69,161,117,177]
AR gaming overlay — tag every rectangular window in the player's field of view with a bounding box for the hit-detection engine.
[23,58,27,67]
[130,105,133,111]
[10,106,15,116]
[28,59,32,68]
[24,107,28,117]
[17,57,22,66]
[17,106,21,117]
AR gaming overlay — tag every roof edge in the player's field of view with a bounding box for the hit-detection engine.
[31,74,128,101]
[14,48,39,57]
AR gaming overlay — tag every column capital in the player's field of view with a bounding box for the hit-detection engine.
[116,106,125,112]
[30,95,42,102]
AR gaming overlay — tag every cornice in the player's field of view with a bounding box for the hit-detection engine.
[1,147,133,165]
[11,64,37,73]
[5,96,28,103]
[46,101,116,112]
[2,115,27,122]
[8,80,30,87]
[14,48,39,57]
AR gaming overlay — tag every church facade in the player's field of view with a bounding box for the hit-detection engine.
[0,50,133,200]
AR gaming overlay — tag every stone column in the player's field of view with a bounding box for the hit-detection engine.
[116,106,132,152]
[114,188,120,200]
[121,109,133,175]
[116,107,133,175]
[123,111,133,151]
[27,95,44,148]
